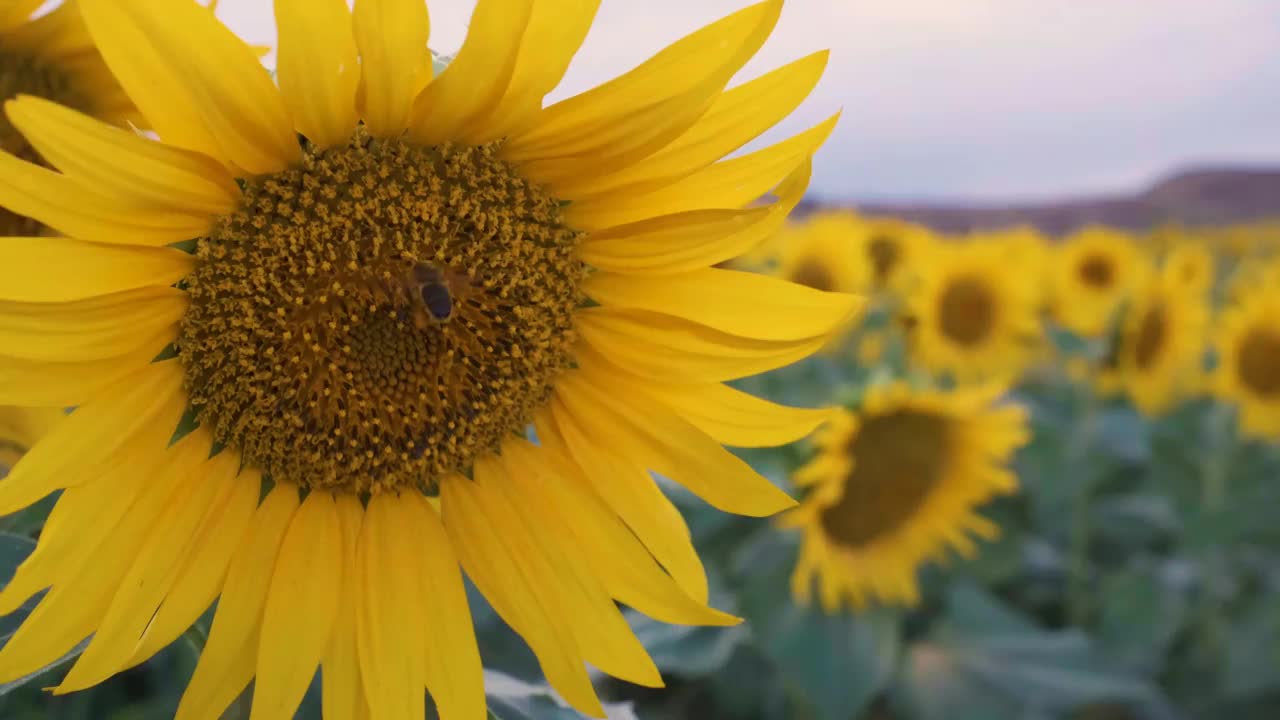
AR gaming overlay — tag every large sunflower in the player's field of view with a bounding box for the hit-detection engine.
[0,1,857,718]
[1049,227,1146,338]
[1114,264,1210,416]
[904,240,1042,381]
[1212,287,1280,438]
[0,0,139,235]
[771,210,866,293]
[780,383,1028,611]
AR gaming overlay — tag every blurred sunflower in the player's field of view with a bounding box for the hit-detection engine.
[0,0,139,235]
[1115,266,1210,416]
[0,1,857,718]
[1161,241,1215,296]
[905,241,1041,381]
[856,216,933,295]
[770,210,866,293]
[1213,289,1280,438]
[780,383,1028,610]
[0,406,63,469]
[1049,227,1146,338]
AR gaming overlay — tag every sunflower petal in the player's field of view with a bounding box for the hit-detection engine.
[0,237,193,303]
[0,287,186,362]
[566,113,838,231]
[576,307,830,383]
[577,160,811,274]
[0,151,213,245]
[352,0,431,138]
[0,334,175,408]
[355,493,428,720]
[476,0,601,141]
[176,484,301,720]
[566,51,828,200]
[555,371,796,516]
[585,267,861,342]
[323,495,370,720]
[0,0,42,31]
[408,0,533,146]
[537,406,709,603]
[275,0,360,149]
[6,96,240,215]
[0,359,185,514]
[253,492,343,720]
[79,0,298,175]
[440,468,606,717]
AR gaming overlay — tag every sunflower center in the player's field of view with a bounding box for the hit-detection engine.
[1078,254,1114,289]
[1236,326,1280,398]
[938,276,996,346]
[820,410,951,548]
[790,259,836,292]
[1132,303,1167,370]
[867,234,900,285]
[177,130,584,494]
[0,49,92,235]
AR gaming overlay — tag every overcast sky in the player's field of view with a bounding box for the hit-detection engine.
[218,0,1280,204]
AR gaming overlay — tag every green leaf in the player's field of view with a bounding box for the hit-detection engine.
[1095,566,1191,676]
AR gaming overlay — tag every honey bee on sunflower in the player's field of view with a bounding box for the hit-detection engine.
[780,382,1029,610]
[0,1,859,718]
[1212,284,1280,439]
[1048,227,1148,338]
[904,239,1043,382]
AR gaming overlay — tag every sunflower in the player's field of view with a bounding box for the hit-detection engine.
[0,406,63,469]
[0,1,857,717]
[1113,264,1210,416]
[1160,241,1215,296]
[904,240,1042,381]
[771,210,866,293]
[780,383,1028,610]
[1048,227,1147,338]
[855,216,933,295]
[1212,287,1280,438]
[0,0,140,236]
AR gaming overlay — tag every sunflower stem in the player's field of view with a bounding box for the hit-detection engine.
[1196,402,1236,670]
[1065,384,1101,627]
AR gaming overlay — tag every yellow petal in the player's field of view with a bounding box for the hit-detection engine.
[0,287,186,362]
[274,0,360,149]
[575,346,833,447]
[57,446,233,692]
[504,438,736,627]
[79,0,299,175]
[440,468,606,718]
[408,0,533,146]
[176,483,301,720]
[576,306,830,383]
[352,0,431,138]
[408,493,486,720]
[0,406,64,459]
[507,0,781,157]
[475,0,601,141]
[0,0,42,31]
[355,493,427,720]
[0,430,211,685]
[509,1,782,193]
[0,151,213,245]
[0,237,193,302]
[323,495,370,720]
[6,95,241,215]
[4,2,95,62]
[253,492,343,720]
[128,467,261,669]
[568,51,827,200]
[537,406,709,603]
[0,334,175,408]
[0,359,185,514]
[565,113,838,231]
[577,160,811,274]
[554,371,796,516]
[585,267,861,342]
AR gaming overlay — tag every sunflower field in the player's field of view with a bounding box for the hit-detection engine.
[1,1,1279,719]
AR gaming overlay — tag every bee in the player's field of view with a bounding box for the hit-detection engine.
[410,262,455,326]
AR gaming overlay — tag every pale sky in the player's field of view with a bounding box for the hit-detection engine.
[217,0,1280,203]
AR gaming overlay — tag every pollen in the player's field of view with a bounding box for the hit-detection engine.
[177,129,584,494]
[0,50,91,235]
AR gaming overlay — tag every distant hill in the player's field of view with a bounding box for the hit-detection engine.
[805,167,1280,236]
